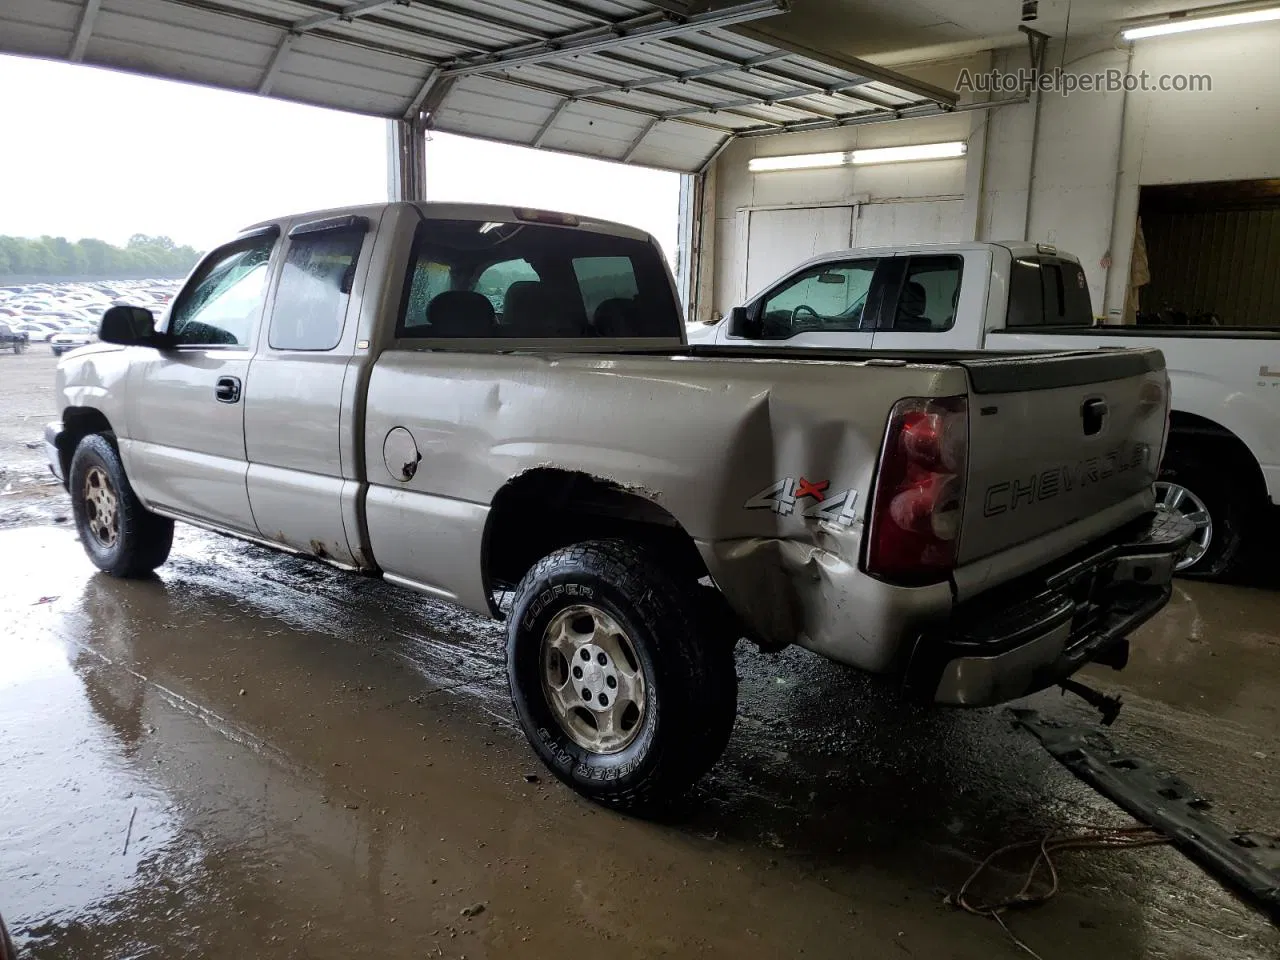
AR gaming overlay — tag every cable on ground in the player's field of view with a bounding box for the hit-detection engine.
[950,824,1170,959]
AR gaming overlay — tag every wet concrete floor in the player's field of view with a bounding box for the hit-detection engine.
[2,520,1278,959]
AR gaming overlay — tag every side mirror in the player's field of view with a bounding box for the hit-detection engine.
[728,305,750,337]
[99,305,157,346]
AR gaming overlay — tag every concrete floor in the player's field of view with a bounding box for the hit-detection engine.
[2,514,1278,959]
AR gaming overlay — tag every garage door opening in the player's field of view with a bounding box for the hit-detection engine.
[1137,179,1280,328]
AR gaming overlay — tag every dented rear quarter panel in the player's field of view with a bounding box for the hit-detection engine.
[362,350,968,662]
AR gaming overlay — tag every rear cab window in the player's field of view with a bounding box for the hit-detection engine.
[398,219,680,341]
[1006,256,1094,328]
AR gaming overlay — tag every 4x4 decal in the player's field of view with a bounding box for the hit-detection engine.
[745,477,859,526]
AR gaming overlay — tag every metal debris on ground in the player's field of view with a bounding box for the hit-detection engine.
[1011,708,1280,923]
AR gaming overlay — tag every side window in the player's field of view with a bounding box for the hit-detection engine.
[885,255,964,332]
[168,235,274,346]
[751,260,877,339]
[476,259,539,316]
[269,227,364,351]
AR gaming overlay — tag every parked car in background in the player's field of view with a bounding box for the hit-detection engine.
[0,320,30,353]
[15,320,61,341]
[46,202,1190,809]
[49,325,98,356]
[694,241,1279,579]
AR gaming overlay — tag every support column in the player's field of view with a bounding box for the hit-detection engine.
[676,173,701,319]
[960,107,989,241]
[386,116,428,203]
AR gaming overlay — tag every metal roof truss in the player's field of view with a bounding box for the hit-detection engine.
[0,0,959,172]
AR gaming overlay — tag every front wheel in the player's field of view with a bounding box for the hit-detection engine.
[69,434,174,577]
[507,540,737,813]
[12,339,25,354]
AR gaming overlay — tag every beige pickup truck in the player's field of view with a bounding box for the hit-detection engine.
[47,202,1191,810]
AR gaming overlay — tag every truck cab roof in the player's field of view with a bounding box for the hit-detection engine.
[780,240,1081,276]
[239,201,654,244]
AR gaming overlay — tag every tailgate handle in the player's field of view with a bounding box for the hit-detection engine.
[1082,398,1108,436]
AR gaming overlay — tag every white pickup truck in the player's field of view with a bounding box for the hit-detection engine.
[695,241,1278,578]
[47,206,1190,810]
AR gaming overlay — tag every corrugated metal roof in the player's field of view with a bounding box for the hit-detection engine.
[0,0,958,172]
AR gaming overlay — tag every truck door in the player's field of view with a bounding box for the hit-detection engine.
[243,215,373,566]
[869,251,986,351]
[718,257,879,349]
[121,229,277,535]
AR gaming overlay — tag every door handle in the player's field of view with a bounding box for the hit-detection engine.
[215,376,242,404]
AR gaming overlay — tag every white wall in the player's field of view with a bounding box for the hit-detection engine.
[703,21,1280,323]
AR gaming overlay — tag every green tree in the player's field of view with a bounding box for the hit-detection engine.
[0,233,201,279]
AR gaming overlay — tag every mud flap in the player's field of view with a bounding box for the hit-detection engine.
[1011,708,1280,923]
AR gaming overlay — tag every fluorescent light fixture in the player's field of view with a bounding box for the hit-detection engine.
[851,141,967,164]
[1122,5,1280,40]
[749,141,966,173]
[748,151,847,172]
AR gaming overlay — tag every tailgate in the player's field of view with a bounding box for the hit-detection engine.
[956,348,1168,565]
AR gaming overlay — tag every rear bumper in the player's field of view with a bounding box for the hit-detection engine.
[907,510,1195,706]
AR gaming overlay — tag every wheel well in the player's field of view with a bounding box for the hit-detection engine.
[57,407,113,481]
[482,469,707,608]
[1166,411,1265,496]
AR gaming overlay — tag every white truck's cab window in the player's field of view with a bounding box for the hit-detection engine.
[755,261,877,339]
[886,256,964,332]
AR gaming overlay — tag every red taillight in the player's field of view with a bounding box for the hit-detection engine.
[865,396,969,584]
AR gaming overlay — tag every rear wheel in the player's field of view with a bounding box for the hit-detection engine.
[70,434,174,577]
[507,540,737,813]
[1157,440,1250,579]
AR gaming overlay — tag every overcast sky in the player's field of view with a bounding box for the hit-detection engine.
[0,55,679,259]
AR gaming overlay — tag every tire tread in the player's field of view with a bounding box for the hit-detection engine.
[508,539,736,813]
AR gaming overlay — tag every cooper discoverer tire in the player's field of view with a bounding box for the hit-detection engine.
[69,433,174,577]
[506,540,737,813]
